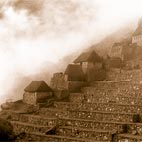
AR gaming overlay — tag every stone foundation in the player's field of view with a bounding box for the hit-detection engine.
[106,69,142,82]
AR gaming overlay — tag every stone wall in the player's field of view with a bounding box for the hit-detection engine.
[132,35,142,46]
[57,126,112,141]
[106,69,142,81]
[50,72,87,92]
[82,87,142,104]
[11,121,50,134]
[26,132,94,142]
[23,92,53,105]
[50,72,68,90]
[68,110,136,122]
[109,43,123,58]
[117,134,142,142]
[36,92,53,103]
[69,93,83,103]
[9,112,57,126]
[59,118,142,134]
[23,92,37,105]
[54,90,69,100]
[68,81,87,92]
[37,108,140,123]
[86,69,106,81]
[54,102,142,113]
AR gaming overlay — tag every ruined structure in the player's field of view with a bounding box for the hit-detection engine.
[109,18,142,69]
[50,64,86,93]
[23,81,53,105]
[132,18,142,46]
[110,42,124,60]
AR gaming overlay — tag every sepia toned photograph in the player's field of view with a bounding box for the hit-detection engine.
[1,0,142,141]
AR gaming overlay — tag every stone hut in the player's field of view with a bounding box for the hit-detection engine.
[23,81,53,105]
[64,64,85,81]
[73,50,106,81]
[74,50,102,74]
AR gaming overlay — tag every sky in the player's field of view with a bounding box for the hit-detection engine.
[0,0,142,104]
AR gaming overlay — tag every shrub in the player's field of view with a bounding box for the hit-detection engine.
[0,118,15,141]
[122,124,129,133]
[133,114,141,123]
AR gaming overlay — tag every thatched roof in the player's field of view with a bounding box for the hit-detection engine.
[24,81,52,92]
[64,64,85,81]
[74,50,102,63]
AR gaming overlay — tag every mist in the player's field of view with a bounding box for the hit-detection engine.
[0,0,142,104]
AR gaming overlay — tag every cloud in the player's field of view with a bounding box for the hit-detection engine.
[0,0,99,104]
[12,0,44,15]
[0,0,142,104]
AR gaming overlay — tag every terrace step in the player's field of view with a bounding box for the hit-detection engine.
[70,92,142,105]
[106,69,142,81]
[117,133,142,142]
[68,109,140,122]
[59,117,142,134]
[10,113,57,126]
[54,101,142,113]
[38,108,141,122]
[25,132,111,142]
[11,121,51,134]
[57,126,115,141]
[36,108,69,118]
[90,80,141,88]
[82,86,142,98]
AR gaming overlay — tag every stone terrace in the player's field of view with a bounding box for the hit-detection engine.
[4,69,142,141]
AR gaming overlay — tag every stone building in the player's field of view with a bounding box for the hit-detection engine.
[73,50,102,74]
[109,38,132,60]
[23,81,53,105]
[132,18,142,46]
[110,42,124,60]
[64,64,85,81]
[50,64,86,92]
[74,50,106,81]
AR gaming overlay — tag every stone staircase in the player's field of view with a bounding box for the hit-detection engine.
[6,69,142,141]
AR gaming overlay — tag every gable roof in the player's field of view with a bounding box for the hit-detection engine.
[64,64,85,81]
[24,81,52,92]
[73,50,102,63]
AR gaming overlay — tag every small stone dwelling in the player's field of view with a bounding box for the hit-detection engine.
[23,81,53,105]
[73,50,106,81]
[64,64,85,81]
[73,50,102,74]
